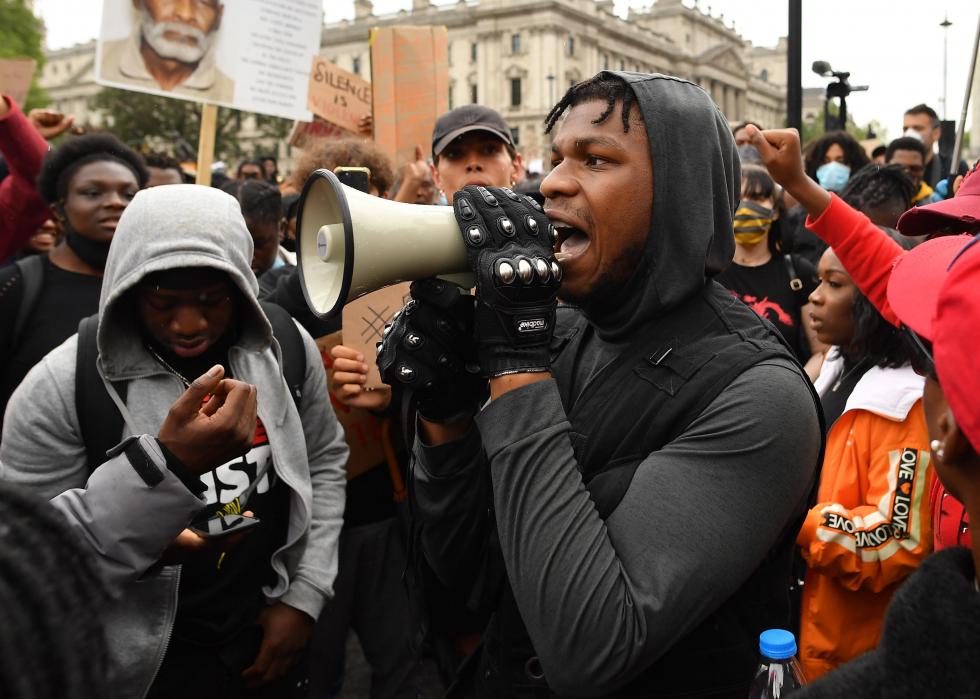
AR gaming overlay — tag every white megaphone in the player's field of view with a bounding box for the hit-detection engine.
[296,169,473,319]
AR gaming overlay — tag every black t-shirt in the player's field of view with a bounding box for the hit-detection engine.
[715,254,817,361]
[0,257,103,426]
[173,410,291,645]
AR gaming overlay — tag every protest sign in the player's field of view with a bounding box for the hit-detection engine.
[370,26,449,167]
[95,0,320,121]
[0,58,36,106]
[288,116,355,150]
[307,57,372,134]
[341,282,412,390]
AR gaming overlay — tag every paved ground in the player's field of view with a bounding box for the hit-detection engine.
[338,631,446,698]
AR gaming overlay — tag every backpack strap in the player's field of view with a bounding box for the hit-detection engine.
[12,255,46,352]
[782,253,808,306]
[260,300,305,409]
[76,314,127,473]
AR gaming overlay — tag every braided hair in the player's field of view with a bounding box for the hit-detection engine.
[0,482,109,699]
[544,73,636,135]
[840,163,916,214]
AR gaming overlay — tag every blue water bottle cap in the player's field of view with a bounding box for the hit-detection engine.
[759,629,797,660]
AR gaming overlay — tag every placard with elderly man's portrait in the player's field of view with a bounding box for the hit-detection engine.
[96,0,322,121]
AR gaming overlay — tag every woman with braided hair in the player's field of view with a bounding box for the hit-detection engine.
[0,481,109,699]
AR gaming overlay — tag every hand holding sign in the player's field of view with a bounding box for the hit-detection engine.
[307,57,373,135]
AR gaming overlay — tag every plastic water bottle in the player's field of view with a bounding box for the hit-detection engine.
[747,629,806,698]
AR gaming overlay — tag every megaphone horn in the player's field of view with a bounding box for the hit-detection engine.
[296,169,473,319]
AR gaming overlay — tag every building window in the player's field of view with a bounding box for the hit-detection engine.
[510,126,520,146]
[566,36,575,57]
[471,42,478,62]
[619,59,625,71]
[511,33,521,54]
[602,53,609,70]
[510,77,522,107]
[448,41,453,66]
[471,84,478,104]
[760,68,769,82]
[352,56,361,75]
[448,85,454,110]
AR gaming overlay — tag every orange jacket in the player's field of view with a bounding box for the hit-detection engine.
[798,357,932,682]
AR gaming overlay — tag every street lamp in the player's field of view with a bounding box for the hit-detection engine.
[940,15,952,119]
[812,60,868,132]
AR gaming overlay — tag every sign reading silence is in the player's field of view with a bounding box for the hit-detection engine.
[307,57,372,135]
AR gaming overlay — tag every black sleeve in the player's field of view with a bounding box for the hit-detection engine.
[412,423,494,590]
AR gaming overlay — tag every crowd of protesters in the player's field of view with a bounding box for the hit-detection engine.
[2,61,980,699]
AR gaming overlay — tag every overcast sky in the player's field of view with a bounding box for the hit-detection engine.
[34,0,979,139]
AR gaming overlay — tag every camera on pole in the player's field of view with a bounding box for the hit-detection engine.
[812,61,868,132]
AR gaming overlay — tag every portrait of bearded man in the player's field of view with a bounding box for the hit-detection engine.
[98,0,235,103]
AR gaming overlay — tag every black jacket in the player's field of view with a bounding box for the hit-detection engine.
[412,72,823,697]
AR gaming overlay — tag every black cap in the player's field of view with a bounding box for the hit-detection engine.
[431,105,514,158]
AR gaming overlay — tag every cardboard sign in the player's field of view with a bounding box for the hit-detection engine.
[370,26,449,167]
[342,283,412,390]
[316,331,389,480]
[95,0,320,120]
[307,57,372,134]
[0,58,36,106]
[288,116,356,150]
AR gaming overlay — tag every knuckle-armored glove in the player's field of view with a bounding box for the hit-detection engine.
[376,278,486,423]
[453,185,561,377]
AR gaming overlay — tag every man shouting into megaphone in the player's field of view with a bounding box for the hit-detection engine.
[370,72,823,696]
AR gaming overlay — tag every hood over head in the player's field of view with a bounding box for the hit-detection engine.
[97,184,269,376]
[571,72,738,340]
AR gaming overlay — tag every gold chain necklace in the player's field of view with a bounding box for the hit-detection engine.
[145,344,192,387]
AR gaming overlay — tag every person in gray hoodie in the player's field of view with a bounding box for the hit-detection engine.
[376,72,823,696]
[0,184,348,698]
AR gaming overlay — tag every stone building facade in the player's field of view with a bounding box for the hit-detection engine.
[323,0,787,166]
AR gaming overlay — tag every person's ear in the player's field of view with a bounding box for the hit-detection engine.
[430,160,443,194]
[940,407,979,468]
[278,217,286,243]
[213,3,224,32]
[511,152,524,185]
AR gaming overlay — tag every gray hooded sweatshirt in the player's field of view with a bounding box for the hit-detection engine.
[412,73,821,696]
[0,184,348,698]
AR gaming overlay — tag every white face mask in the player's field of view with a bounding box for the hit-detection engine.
[903,128,924,143]
[140,8,214,64]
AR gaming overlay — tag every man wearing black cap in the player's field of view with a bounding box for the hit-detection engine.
[430,104,522,203]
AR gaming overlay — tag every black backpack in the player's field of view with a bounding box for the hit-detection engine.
[75,301,306,471]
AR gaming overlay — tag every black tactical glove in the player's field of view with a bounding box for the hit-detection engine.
[453,185,561,377]
[376,278,486,423]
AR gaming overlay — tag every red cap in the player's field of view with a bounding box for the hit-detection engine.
[896,165,980,238]
[934,238,980,452]
[887,235,974,339]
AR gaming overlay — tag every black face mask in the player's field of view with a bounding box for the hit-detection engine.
[280,236,296,253]
[65,228,112,270]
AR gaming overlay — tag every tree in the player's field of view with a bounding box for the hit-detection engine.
[0,0,48,109]
[89,87,292,164]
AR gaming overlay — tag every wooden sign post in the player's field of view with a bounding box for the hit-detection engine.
[195,103,218,186]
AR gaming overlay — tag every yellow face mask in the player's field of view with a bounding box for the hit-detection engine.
[733,200,773,246]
